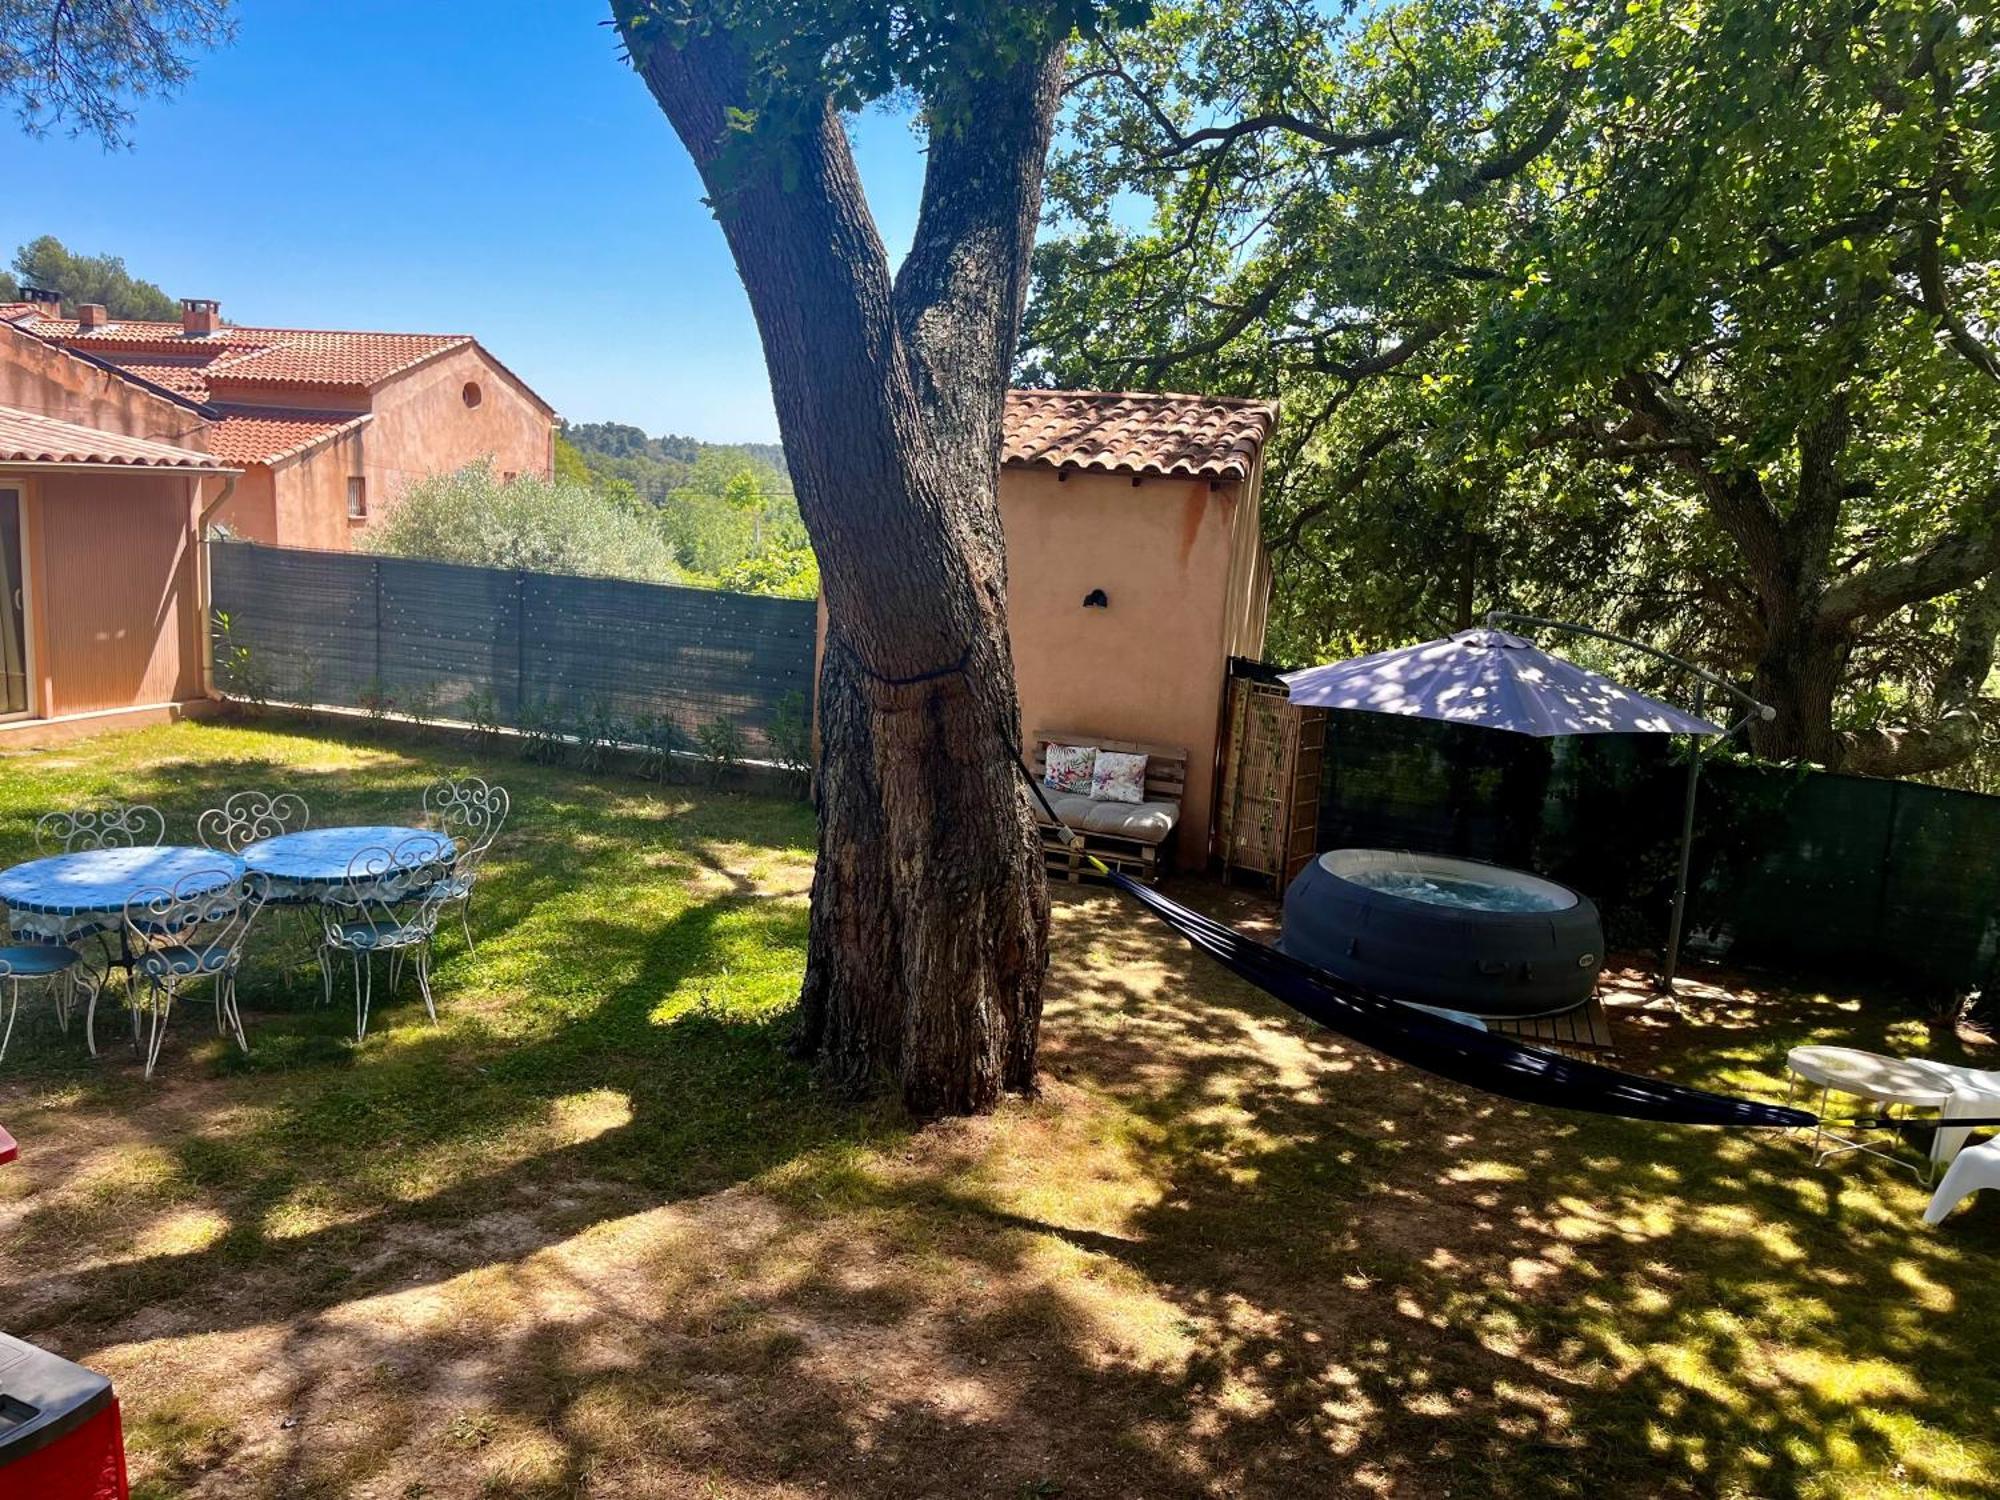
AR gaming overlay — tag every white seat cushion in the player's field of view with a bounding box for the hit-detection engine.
[1039,795,1178,846]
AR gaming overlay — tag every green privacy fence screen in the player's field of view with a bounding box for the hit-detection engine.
[1315,711,2000,997]
[209,541,817,753]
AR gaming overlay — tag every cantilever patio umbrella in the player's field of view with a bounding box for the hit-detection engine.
[1279,613,1772,989]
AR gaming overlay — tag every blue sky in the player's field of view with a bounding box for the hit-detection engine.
[0,0,930,443]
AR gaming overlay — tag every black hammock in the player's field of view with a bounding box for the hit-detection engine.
[1098,864,1814,1130]
[1011,747,1814,1130]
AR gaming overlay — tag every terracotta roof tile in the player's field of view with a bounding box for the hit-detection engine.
[205,407,372,466]
[0,405,233,470]
[13,316,469,393]
[1002,389,1277,480]
[90,358,216,400]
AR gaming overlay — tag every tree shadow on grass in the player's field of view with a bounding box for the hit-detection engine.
[158,871,1988,1498]
[4,727,1998,1496]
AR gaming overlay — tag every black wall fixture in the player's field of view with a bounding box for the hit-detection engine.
[1083,588,1109,608]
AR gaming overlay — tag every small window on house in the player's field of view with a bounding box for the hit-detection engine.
[347,477,367,519]
[461,381,483,408]
[502,470,518,484]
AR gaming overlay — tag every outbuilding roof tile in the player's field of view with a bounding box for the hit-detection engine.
[205,407,373,466]
[1002,389,1277,481]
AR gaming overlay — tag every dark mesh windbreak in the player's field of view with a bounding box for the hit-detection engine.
[209,541,817,751]
[1313,710,2000,993]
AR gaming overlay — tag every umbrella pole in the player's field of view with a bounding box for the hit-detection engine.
[1660,682,1706,993]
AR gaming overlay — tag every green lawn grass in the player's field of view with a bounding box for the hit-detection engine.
[0,717,1993,1498]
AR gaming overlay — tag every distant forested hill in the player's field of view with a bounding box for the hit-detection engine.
[555,422,814,598]
[562,422,787,503]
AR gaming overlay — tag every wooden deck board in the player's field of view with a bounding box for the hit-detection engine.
[1490,994,1617,1057]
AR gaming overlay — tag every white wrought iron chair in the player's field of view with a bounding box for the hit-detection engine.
[33,802,168,1001]
[0,942,94,1064]
[421,778,510,952]
[318,837,453,1041]
[122,869,270,1080]
[197,789,311,857]
[35,803,167,854]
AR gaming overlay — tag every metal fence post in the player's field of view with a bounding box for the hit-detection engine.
[515,570,527,717]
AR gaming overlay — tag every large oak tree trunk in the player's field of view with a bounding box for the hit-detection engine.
[1747,616,1848,764]
[803,621,1046,1112]
[619,11,1064,1113]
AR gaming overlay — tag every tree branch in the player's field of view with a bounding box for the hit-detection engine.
[893,37,1068,444]
[1145,109,1415,160]
[1271,424,1404,554]
[1839,580,2000,776]
[1100,53,1415,162]
[1431,88,1572,205]
[1611,370,1786,574]
[1913,217,2000,385]
[1302,321,1449,382]
[1818,493,2000,627]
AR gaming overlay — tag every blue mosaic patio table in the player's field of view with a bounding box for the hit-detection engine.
[0,847,248,943]
[240,826,455,904]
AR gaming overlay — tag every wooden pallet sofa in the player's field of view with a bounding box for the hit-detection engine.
[1030,729,1188,885]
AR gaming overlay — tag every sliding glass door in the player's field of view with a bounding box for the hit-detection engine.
[0,489,27,717]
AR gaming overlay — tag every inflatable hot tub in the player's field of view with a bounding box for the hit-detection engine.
[1281,849,1602,1019]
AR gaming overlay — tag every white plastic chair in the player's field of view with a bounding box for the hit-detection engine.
[1925,1138,2000,1225]
[1912,1061,2000,1168]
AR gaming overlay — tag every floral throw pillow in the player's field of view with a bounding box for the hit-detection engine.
[1044,743,1098,795]
[1091,750,1148,804]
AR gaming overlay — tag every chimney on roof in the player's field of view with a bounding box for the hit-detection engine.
[76,303,108,331]
[20,286,62,315]
[182,298,220,336]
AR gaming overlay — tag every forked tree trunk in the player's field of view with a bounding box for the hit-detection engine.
[619,10,1062,1113]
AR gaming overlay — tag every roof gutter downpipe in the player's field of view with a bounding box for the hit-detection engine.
[1483,610,1777,994]
[195,474,237,701]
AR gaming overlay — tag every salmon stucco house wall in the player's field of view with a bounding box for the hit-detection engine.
[818,389,1278,869]
[996,390,1276,867]
[0,291,556,742]
[3,290,554,551]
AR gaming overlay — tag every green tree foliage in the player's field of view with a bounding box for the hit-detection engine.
[562,421,813,596]
[1032,0,2000,782]
[10,235,179,319]
[1,1,233,146]
[660,447,802,574]
[363,461,682,585]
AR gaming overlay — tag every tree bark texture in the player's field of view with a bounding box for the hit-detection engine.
[618,10,1064,1113]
